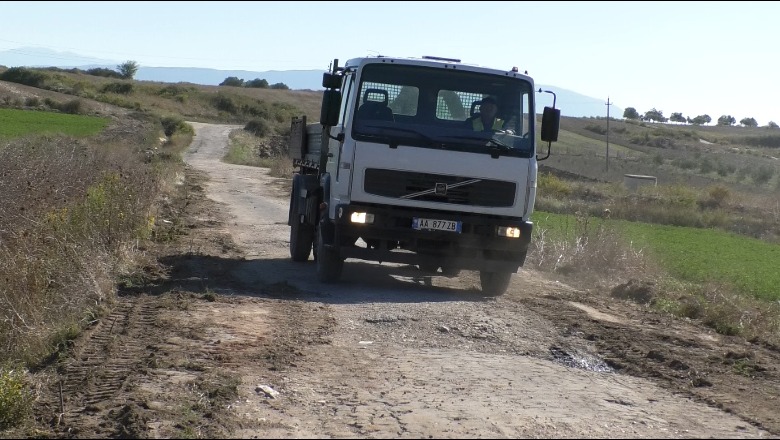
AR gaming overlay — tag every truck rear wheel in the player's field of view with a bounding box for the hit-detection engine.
[316,225,343,283]
[479,271,512,297]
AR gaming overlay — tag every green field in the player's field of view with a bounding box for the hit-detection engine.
[0,108,108,138]
[534,211,780,301]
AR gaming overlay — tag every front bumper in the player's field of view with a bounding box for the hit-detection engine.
[329,203,532,272]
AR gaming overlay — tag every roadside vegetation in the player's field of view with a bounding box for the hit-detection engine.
[0,64,778,430]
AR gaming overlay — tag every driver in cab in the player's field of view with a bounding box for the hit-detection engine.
[466,96,504,132]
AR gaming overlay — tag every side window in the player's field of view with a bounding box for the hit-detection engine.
[337,73,354,126]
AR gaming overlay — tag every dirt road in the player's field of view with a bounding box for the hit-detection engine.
[17,122,779,438]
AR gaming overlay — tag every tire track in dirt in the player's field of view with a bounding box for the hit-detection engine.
[41,297,159,435]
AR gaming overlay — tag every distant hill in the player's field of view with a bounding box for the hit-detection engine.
[0,47,622,118]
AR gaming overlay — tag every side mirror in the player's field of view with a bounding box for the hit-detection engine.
[541,106,560,142]
[320,89,342,126]
[322,72,342,90]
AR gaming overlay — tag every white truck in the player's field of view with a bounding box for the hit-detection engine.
[288,55,560,296]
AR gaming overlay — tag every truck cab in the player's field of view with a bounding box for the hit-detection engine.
[288,55,559,296]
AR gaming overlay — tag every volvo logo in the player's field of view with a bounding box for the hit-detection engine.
[400,178,482,199]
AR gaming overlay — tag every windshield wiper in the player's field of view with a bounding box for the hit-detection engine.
[439,134,514,157]
[486,138,514,158]
[362,125,444,149]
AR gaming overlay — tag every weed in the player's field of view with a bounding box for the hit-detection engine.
[0,367,34,429]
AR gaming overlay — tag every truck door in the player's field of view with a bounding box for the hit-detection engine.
[326,72,355,213]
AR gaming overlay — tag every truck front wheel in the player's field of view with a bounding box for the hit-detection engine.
[290,215,314,262]
[289,185,314,261]
[315,225,343,283]
[479,271,512,297]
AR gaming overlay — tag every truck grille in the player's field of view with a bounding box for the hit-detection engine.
[364,168,516,207]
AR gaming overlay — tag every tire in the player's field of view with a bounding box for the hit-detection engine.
[479,271,512,297]
[289,184,314,261]
[290,213,314,262]
[315,225,343,283]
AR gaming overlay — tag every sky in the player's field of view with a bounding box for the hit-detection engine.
[1,1,779,125]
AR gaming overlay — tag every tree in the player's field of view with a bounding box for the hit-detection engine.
[623,107,640,120]
[219,76,244,87]
[767,121,779,129]
[690,114,711,125]
[717,115,736,126]
[643,108,668,123]
[117,60,139,80]
[245,78,269,88]
[269,82,289,90]
[740,117,758,127]
[669,112,686,123]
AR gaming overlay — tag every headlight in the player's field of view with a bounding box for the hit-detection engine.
[497,226,521,238]
[350,212,375,224]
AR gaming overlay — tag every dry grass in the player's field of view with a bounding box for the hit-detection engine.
[527,211,652,288]
[0,116,169,367]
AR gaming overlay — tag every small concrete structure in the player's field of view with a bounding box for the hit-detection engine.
[624,174,657,191]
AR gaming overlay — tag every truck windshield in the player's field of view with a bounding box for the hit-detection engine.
[351,63,535,158]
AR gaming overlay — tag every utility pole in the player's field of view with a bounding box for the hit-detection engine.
[605,97,612,173]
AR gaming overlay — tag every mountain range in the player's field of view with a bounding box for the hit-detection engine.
[0,47,622,118]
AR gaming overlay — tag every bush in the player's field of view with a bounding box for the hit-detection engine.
[0,368,33,429]
[698,185,730,209]
[85,67,123,78]
[751,166,775,185]
[59,99,84,114]
[42,98,84,114]
[0,67,48,88]
[584,124,607,135]
[538,172,572,198]
[101,82,134,95]
[160,116,192,137]
[244,119,272,137]
[213,94,238,114]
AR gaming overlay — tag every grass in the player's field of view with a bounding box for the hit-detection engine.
[621,222,780,302]
[0,108,109,138]
[532,210,780,342]
[533,210,780,302]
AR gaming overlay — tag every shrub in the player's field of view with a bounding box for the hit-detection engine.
[101,82,134,95]
[85,67,123,78]
[59,99,84,115]
[160,116,192,137]
[0,368,33,429]
[41,98,84,114]
[213,94,238,114]
[0,67,48,88]
[698,185,730,209]
[752,166,775,185]
[24,97,40,107]
[584,123,607,135]
[538,172,572,198]
[244,119,272,137]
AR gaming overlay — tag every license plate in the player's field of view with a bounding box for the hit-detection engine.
[412,217,462,233]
